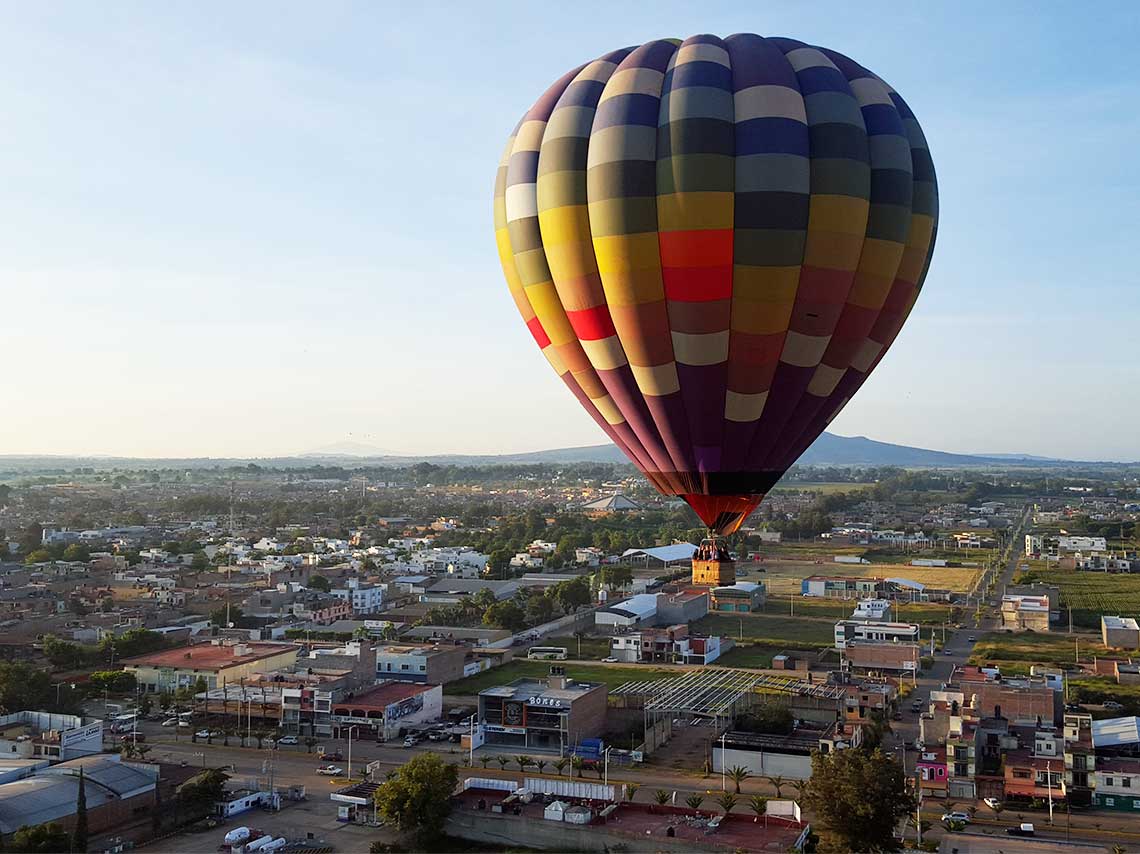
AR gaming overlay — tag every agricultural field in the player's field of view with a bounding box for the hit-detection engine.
[1017,568,1140,629]
[768,482,874,495]
[443,660,677,696]
[969,631,1109,674]
[733,560,982,597]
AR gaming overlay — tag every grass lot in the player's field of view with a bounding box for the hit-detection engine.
[732,561,982,597]
[1017,568,1140,629]
[716,647,778,668]
[1069,677,1140,714]
[968,631,1109,674]
[444,661,677,696]
[528,636,611,660]
[768,482,874,495]
[693,612,835,650]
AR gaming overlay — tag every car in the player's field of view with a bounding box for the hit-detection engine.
[983,797,1002,810]
[195,730,213,739]
[1006,823,1035,836]
[944,648,954,655]
[600,657,618,663]
[316,765,343,776]
[161,718,179,727]
[403,737,416,748]
[941,811,971,824]
[1104,701,1124,710]
[275,735,298,745]
[178,720,190,728]
[120,733,146,743]
[891,711,902,721]
[968,636,977,642]
[319,750,344,762]
[427,730,446,741]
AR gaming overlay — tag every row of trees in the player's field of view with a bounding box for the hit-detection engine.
[42,628,172,670]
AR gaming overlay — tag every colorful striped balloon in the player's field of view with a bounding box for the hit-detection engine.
[493,34,938,535]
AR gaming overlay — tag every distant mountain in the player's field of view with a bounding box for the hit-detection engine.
[0,434,1126,471]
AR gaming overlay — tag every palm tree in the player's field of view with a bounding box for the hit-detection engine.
[252,729,269,750]
[624,783,640,803]
[749,794,768,825]
[766,775,787,798]
[535,759,547,775]
[515,755,532,772]
[989,801,1004,823]
[495,755,510,771]
[727,765,749,794]
[553,757,568,777]
[480,756,492,770]
[221,728,233,747]
[685,794,704,813]
[654,790,671,806]
[715,793,738,816]
[570,756,584,778]
[791,779,809,802]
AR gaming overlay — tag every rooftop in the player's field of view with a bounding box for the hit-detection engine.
[479,677,601,702]
[335,681,435,709]
[1103,616,1140,631]
[1092,716,1140,749]
[621,543,697,563]
[122,641,297,670]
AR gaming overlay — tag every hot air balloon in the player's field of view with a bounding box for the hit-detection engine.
[493,34,938,539]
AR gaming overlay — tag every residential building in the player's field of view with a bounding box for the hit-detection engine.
[608,624,721,665]
[709,582,766,612]
[1064,712,1095,807]
[330,681,442,741]
[1103,616,1140,649]
[1000,595,1050,632]
[958,668,1062,726]
[374,643,468,685]
[476,667,608,753]
[420,578,519,604]
[916,746,949,797]
[657,589,710,624]
[851,599,892,621]
[834,620,919,650]
[331,579,384,614]
[122,640,299,692]
[1093,759,1140,811]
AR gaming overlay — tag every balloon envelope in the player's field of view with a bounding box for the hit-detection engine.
[494,34,938,534]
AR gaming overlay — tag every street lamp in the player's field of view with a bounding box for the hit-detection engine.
[719,732,727,791]
[603,746,613,791]
[347,725,360,779]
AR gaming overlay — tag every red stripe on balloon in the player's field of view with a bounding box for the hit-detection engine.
[565,304,617,341]
[662,266,734,302]
[527,317,551,349]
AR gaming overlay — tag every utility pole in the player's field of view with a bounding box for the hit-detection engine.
[1046,760,1054,824]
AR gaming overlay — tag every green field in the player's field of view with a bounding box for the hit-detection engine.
[444,661,677,696]
[768,482,874,495]
[528,636,611,660]
[693,612,835,650]
[968,631,1109,674]
[1017,568,1140,629]
[715,647,778,668]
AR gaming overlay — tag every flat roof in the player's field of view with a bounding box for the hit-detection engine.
[335,682,435,709]
[1093,716,1140,749]
[122,642,296,671]
[621,544,696,563]
[713,582,762,594]
[478,677,599,701]
[1103,616,1140,630]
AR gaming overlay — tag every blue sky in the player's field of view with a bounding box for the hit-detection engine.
[3,2,1138,460]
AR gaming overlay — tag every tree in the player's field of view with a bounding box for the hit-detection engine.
[534,759,547,775]
[62,544,90,562]
[495,755,510,771]
[190,551,210,571]
[524,592,555,626]
[749,794,768,825]
[556,576,592,613]
[73,768,89,852]
[479,756,491,770]
[654,789,671,806]
[309,574,331,592]
[373,753,458,843]
[553,757,568,777]
[304,736,317,753]
[989,800,1004,823]
[515,755,532,772]
[766,775,787,798]
[483,601,526,633]
[624,783,640,802]
[11,823,70,853]
[209,605,243,627]
[685,794,704,812]
[726,765,749,794]
[25,549,53,565]
[570,756,583,778]
[791,779,809,801]
[715,793,738,815]
[803,748,915,853]
[89,670,137,694]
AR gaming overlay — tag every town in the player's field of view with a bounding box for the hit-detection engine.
[1,456,1139,852]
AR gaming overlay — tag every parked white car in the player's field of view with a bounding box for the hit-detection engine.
[316,765,344,776]
[941,811,971,824]
[274,735,298,746]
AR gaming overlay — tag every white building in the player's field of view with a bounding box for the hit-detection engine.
[331,579,384,614]
[595,593,658,629]
[852,599,892,621]
[834,620,920,650]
